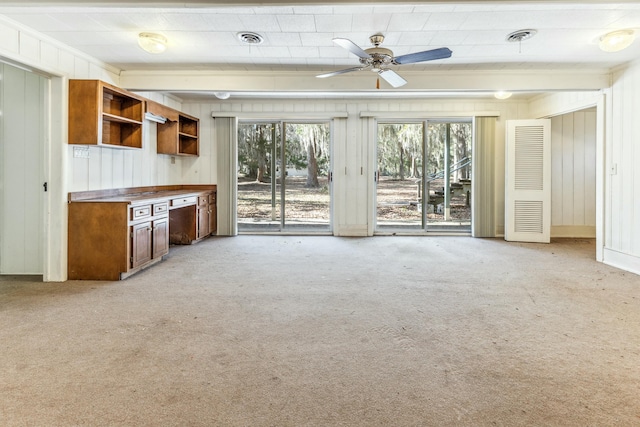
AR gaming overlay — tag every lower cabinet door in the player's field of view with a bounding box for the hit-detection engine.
[131,222,152,268]
[197,206,209,239]
[208,202,217,235]
[153,217,169,258]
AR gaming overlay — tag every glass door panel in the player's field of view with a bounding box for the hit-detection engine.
[376,123,424,230]
[283,123,331,231]
[237,121,331,232]
[375,120,472,233]
[237,122,281,231]
[425,122,472,231]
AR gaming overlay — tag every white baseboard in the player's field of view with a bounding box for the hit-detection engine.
[603,248,640,276]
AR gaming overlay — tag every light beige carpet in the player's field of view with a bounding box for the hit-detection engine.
[1,236,639,426]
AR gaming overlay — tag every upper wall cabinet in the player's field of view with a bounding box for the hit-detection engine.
[147,100,200,156]
[69,80,145,149]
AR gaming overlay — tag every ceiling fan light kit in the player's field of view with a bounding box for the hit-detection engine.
[599,29,635,52]
[317,33,452,88]
[137,32,168,54]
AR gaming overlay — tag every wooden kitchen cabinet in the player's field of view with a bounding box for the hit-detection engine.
[148,99,200,156]
[197,191,217,239]
[69,80,145,149]
[68,185,216,280]
[131,221,153,269]
[208,192,217,235]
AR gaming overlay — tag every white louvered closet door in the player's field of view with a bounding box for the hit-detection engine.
[505,119,551,243]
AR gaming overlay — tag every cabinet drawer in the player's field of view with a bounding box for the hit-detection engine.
[130,205,151,220]
[153,202,169,216]
[171,196,197,208]
[198,195,209,206]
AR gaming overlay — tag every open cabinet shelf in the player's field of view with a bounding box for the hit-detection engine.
[147,100,200,156]
[69,80,145,149]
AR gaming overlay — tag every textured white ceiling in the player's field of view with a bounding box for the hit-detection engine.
[1,2,640,74]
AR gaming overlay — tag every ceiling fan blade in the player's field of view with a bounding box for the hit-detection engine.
[378,69,407,88]
[333,38,371,59]
[316,66,365,78]
[393,47,452,65]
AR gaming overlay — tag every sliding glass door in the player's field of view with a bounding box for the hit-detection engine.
[237,121,331,232]
[376,120,472,232]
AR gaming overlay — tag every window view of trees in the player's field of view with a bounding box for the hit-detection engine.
[237,122,331,230]
[377,122,471,181]
[237,123,330,188]
[377,121,472,229]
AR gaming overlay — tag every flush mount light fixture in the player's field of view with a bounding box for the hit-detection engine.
[138,32,168,54]
[214,92,231,100]
[599,30,635,52]
[494,91,513,100]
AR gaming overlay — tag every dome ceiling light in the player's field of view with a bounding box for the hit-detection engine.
[599,30,635,52]
[494,91,513,100]
[138,32,168,54]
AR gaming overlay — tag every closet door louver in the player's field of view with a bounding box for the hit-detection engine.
[505,119,551,243]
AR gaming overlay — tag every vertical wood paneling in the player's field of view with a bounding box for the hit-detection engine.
[609,70,623,249]
[584,111,597,226]
[87,145,102,189]
[605,62,640,270]
[630,67,640,254]
[100,147,114,187]
[550,116,563,225]
[573,112,586,225]
[619,69,633,253]
[561,114,574,224]
[549,109,596,232]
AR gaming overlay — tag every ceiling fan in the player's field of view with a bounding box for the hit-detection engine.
[316,34,452,88]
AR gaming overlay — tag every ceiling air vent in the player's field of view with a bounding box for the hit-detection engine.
[506,29,537,43]
[237,32,264,45]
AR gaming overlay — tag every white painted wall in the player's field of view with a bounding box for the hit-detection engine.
[550,109,597,237]
[604,61,640,275]
[0,16,185,280]
[3,11,638,277]
[188,98,529,236]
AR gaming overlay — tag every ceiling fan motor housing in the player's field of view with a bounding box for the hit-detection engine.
[361,47,394,71]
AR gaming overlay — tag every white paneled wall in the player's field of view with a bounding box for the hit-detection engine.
[0,16,185,280]
[550,110,597,237]
[192,97,529,236]
[605,61,640,274]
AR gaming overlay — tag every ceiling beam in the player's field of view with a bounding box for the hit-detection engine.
[119,69,610,93]
[2,0,638,5]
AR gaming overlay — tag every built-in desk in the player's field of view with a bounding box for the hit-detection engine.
[68,185,216,280]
